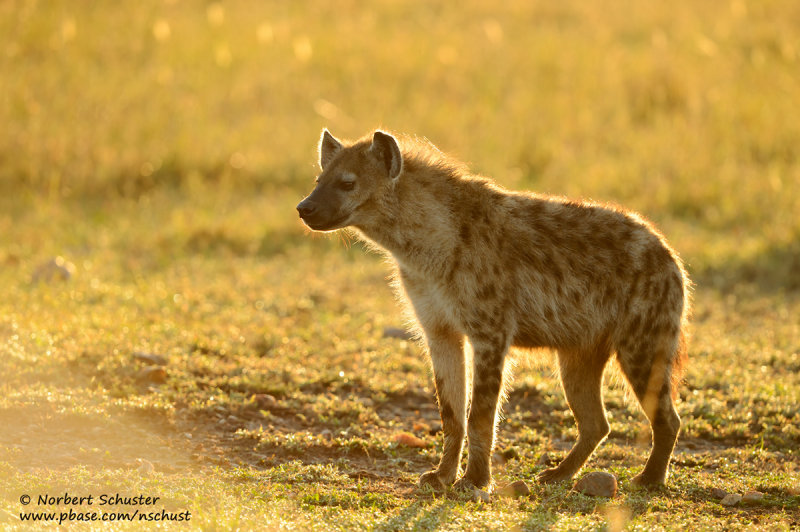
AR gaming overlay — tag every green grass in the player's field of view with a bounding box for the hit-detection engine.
[1,0,799,530]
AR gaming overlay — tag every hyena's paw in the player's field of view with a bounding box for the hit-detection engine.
[452,467,492,492]
[537,466,575,484]
[418,470,447,492]
[630,472,666,488]
[452,477,477,492]
[452,476,493,502]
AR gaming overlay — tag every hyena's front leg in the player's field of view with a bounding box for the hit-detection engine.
[418,325,467,491]
[453,335,508,492]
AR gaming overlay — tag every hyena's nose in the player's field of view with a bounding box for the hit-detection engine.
[296,200,316,219]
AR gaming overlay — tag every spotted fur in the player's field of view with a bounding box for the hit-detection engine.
[297,129,691,491]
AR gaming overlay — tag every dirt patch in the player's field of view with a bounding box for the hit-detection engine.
[0,404,191,474]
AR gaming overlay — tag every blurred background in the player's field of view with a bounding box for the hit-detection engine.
[1,2,799,527]
[1,0,798,285]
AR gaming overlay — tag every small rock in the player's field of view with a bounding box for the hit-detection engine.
[574,472,618,498]
[320,429,333,440]
[428,423,442,435]
[492,452,506,466]
[742,491,764,504]
[497,480,531,499]
[710,487,728,499]
[137,366,167,383]
[720,493,742,507]
[501,447,520,461]
[383,327,414,340]
[537,452,553,467]
[413,421,431,433]
[32,256,75,283]
[133,352,167,365]
[393,432,427,448]
[252,393,277,409]
[473,487,491,503]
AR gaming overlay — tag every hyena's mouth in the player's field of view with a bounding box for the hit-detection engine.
[301,212,351,232]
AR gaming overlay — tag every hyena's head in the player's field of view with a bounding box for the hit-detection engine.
[296,129,402,232]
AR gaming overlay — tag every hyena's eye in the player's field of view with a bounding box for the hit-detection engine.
[339,180,355,191]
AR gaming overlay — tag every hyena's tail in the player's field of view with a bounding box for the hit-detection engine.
[669,329,689,399]
[671,264,692,399]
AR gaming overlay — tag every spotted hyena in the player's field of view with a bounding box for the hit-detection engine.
[297,129,690,491]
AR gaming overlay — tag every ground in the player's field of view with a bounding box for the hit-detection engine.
[1,0,799,530]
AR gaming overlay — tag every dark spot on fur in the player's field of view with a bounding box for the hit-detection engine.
[620,358,651,398]
[658,281,671,306]
[476,282,496,301]
[573,238,587,255]
[459,223,471,245]
[482,350,504,370]
[627,314,642,339]
[473,382,491,399]
[643,317,659,338]
[496,233,507,252]
[549,260,565,284]
[475,308,490,323]
[569,287,582,305]
[667,321,679,337]
[631,376,648,398]
[440,401,455,423]
[625,272,642,306]
[472,376,502,410]
[602,285,615,308]
[446,249,461,284]
[655,245,672,264]
[615,260,628,278]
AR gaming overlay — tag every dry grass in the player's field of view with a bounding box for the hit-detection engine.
[1,1,798,529]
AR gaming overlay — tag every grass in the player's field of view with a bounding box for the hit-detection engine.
[1,0,799,529]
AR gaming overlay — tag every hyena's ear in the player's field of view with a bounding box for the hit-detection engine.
[369,131,403,180]
[319,129,343,170]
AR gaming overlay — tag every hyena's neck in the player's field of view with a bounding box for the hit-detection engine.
[354,176,459,277]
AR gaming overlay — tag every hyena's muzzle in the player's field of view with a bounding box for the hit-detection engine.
[296,184,350,232]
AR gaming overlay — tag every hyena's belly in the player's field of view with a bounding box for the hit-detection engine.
[509,294,614,350]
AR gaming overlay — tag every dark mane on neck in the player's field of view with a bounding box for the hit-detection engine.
[396,135,469,182]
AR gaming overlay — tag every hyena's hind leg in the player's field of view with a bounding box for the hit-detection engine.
[418,325,467,491]
[538,344,613,483]
[617,331,684,486]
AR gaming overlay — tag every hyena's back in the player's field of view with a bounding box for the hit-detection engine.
[450,189,688,394]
